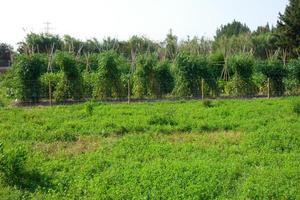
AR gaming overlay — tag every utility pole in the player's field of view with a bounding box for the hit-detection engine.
[44,22,52,34]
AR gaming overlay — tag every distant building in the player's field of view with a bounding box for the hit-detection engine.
[0,66,9,73]
[0,60,10,73]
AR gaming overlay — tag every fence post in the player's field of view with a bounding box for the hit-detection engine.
[267,78,270,99]
[127,79,131,104]
[49,81,52,106]
[201,78,204,100]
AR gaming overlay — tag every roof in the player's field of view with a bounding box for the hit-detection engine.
[0,66,9,73]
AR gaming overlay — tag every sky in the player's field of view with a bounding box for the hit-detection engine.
[0,0,289,48]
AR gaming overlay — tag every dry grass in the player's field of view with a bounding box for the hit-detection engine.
[34,136,103,156]
[160,131,243,147]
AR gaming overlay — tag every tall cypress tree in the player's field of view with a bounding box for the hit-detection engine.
[277,0,300,57]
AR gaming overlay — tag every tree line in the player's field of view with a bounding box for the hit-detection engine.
[0,0,299,103]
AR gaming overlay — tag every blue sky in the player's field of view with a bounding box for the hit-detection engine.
[0,0,288,47]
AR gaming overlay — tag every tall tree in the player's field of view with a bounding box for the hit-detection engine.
[18,33,62,54]
[215,20,250,40]
[165,29,178,60]
[277,0,300,57]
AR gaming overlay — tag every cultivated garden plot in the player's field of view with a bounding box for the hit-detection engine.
[0,97,299,199]
[0,0,300,199]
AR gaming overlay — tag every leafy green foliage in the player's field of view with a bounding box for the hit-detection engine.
[0,98,299,198]
[154,60,174,97]
[18,33,62,54]
[202,99,213,108]
[94,51,124,99]
[85,101,94,116]
[133,53,158,98]
[173,52,211,97]
[261,59,287,96]
[208,51,225,79]
[54,51,83,101]
[9,54,47,102]
[292,101,300,116]
[215,20,251,40]
[226,54,258,96]
[165,29,178,60]
[227,54,254,80]
[277,0,300,57]
[0,144,27,186]
[287,58,300,82]
[174,51,218,97]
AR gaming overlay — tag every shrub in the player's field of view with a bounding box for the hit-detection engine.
[173,52,211,97]
[133,53,158,98]
[85,101,94,116]
[226,54,257,96]
[154,60,174,97]
[55,51,83,101]
[202,99,213,108]
[261,59,287,96]
[10,54,47,102]
[292,101,300,116]
[0,144,27,186]
[94,51,124,99]
[148,112,177,126]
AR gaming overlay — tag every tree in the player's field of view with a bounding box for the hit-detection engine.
[251,32,278,59]
[62,35,84,54]
[179,37,212,56]
[277,0,300,57]
[287,58,300,82]
[285,58,300,94]
[165,29,178,60]
[215,20,251,40]
[18,33,62,55]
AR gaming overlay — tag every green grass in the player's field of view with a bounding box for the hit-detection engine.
[0,97,300,199]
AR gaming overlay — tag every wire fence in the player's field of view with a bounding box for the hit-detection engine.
[8,77,300,106]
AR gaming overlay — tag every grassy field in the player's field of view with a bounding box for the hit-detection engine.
[0,97,300,199]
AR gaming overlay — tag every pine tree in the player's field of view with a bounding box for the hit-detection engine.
[277,0,300,57]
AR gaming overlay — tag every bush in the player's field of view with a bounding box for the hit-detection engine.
[0,144,27,186]
[292,102,300,116]
[202,99,213,108]
[94,51,124,99]
[55,51,83,101]
[133,53,158,98]
[226,54,257,96]
[148,112,177,126]
[85,101,94,116]
[173,52,211,97]
[9,54,47,102]
[261,59,287,96]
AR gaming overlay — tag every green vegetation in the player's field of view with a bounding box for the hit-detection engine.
[1,0,300,104]
[0,97,299,199]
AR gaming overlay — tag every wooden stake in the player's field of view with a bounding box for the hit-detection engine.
[49,82,52,106]
[267,78,270,99]
[128,78,131,104]
[201,78,204,100]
